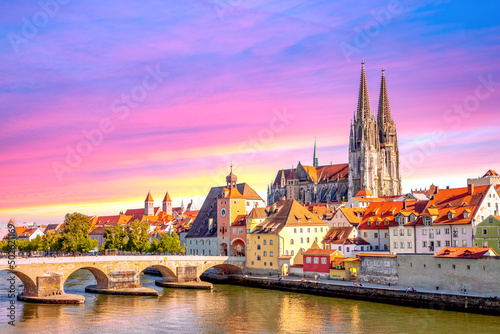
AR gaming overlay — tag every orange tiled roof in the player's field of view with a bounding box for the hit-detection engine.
[163,192,172,202]
[303,249,340,256]
[339,207,365,224]
[322,227,354,245]
[248,207,268,219]
[417,185,490,225]
[252,199,327,234]
[358,200,428,230]
[483,169,499,177]
[316,163,349,182]
[434,247,498,258]
[145,191,154,202]
[224,187,244,198]
[355,189,373,197]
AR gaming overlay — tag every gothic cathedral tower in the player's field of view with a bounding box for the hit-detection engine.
[348,61,401,198]
[377,68,402,196]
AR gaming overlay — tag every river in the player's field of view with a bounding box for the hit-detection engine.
[0,270,498,333]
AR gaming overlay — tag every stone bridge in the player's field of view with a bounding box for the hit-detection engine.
[0,255,244,301]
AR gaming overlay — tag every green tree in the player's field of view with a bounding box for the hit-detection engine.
[125,220,150,252]
[59,212,97,252]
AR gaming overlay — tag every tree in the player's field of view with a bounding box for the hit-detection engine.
[125,220,150,252]
[59,212,97,252]
[157,232,185,254]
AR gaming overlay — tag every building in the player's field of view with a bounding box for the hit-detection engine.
[415,184,500,254]
[18,228,44,241]
[89,226,106,248]
[246,199,329,274]
[387,200,429,254]
[358,254,398,285]
[475,215,500,254]
[327,207,365,228]
[268,62,402,205]
[303,248,343,278]
[321,226,370,257]
[185,169,265,256]
[330,257,360,281]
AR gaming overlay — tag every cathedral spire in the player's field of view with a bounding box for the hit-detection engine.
[313,137,318,168]
[377,67,392,127]
[357,60,371,119]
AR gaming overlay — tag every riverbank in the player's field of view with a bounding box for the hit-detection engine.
[204,274,500,315]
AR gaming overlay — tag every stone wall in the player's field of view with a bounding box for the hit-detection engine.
[398,255,500,295]
[358,255,398,285]
[221,276,500,315]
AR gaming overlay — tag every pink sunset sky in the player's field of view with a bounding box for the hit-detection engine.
[1,1,499,225]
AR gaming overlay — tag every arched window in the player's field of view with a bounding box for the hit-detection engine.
[263,251,267,257]
[291,250,294,256]
[257,255,261,261]
[257,245,261,250]
[290,239,294,245]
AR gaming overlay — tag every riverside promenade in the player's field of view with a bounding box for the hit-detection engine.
[207,274,500,315]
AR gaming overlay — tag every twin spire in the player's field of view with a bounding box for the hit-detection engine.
[356,61,392,125]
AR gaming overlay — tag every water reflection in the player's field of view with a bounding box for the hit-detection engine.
[1,270,499,333]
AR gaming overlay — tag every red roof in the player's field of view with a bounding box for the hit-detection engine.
[434,247,498,258]
[145,192,154,202]
[163,192,172,202]
[355,189,373,197]
[483,169,499,177]
[303,249,339,256]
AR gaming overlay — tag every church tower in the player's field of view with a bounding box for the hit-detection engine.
[376,68,401,196]
[348,61,380,198]
[145,191,154,216]
[162,191,173,216]
[313,137,318,168]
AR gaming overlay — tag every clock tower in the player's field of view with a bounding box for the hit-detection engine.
[217,166,246,255]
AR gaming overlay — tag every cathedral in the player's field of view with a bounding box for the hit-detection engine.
[267,61,402,205]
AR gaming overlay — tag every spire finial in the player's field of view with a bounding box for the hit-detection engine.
[313,137,318,168]
[357,60,371,119]
[382,67,385,76]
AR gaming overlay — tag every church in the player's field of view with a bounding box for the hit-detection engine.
[268,61,402,204]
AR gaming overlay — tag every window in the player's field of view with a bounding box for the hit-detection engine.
[270,240,273,245]
[399,229,404,236]
[483,229,487,235]
[400,242,404,249]
[263,240,267,245]
[482,241,488,247]
[325,244,330,250]
[321,228,324,232]
[408,242,412,249]
[423,241,427,248]
[264,262,267,266]
[306,238,310,243]
[452,264,456,269]
[263,251,267,257]
[290,239,294,245]
[300,238,304,243]
[437,241,441,247]
[490,217,494,224]
[393,230,398,236]
[315,237,318,242]
[467,265,470,271]
[462,240,467,247]
[462,227,467,234]
[238,228,243,234]
[445,240,450,247]
[374,233,378,238]
[314,257,319,264]
[347,247,350,252]
[270,251,274,257]
[394,242,398,249]
[294,228,297,233]
[436,229,441,235]
[291,250,295,256]
[307,228,310,233]
[315,228,318,232]
[445,228,450,235]
[306,257,312,264]
[407,229,412,237]
[270,262,273,266]
[233,228,237,235]
[257,245,261,250]
[385,233,388,238]
[438,264,441,268]
[257,256,261,261]
[300,228,303,233]
[422,229,427,235]
[321,257,327,264]
[363,232,368,238]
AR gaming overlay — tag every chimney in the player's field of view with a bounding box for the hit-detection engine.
[434,186,439,194]
[403,201,407,210]
[446,186,450,189]
[468,184,474,195]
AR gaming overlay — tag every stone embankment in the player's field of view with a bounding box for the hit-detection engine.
[206,275,500,315]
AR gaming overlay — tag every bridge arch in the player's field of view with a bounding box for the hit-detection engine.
[141,265,177,282]
[63,266,109,289]
[204,263,243,275]
[4,269,38,296]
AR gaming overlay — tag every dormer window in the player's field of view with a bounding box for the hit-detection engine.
[448,211,454,220]
[384,220,389,226]
[376,221,380,226]
[368,221,372,227]
[463,211,470,219]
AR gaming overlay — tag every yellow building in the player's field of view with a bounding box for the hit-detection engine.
[246,199,328,274]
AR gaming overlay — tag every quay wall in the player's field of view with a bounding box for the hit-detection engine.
[209,276,500,315]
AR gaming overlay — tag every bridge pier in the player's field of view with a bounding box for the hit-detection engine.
[155,266,213,290]
[17,273,85,304]
[85,270,159,296]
